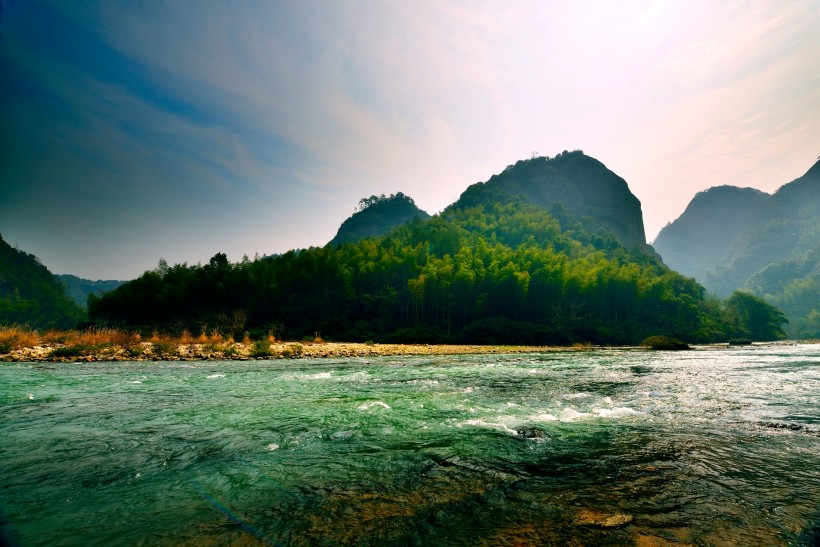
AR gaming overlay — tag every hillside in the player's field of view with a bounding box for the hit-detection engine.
[0,234,85,329]
[57,274,126,308]
[330,192,430,246]
[652,186,770,281]
[451,150,649,249]
[653,159,820,338]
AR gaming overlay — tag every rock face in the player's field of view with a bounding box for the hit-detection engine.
[330,192,430,246]
[652,159,820,338]
[452,150,649,248]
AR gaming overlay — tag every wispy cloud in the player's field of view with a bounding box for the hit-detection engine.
[1,0,817,277]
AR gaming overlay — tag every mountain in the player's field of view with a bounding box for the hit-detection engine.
[653,159,820,338]
[450,150,649,249]
[57,274,126,308]
[0,234,85,329]
[330,192,430,246]
[652,186,770,282]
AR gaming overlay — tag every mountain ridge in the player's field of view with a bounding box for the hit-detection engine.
[330,192,430,246]
[57,274,126,308]
[449,150,649,249]
[653,159,820,337]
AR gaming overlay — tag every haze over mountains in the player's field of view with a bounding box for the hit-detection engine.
[653,160,820,338]
[56,275,126,308]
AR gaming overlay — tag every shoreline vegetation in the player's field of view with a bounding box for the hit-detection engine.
[1,327,813,363]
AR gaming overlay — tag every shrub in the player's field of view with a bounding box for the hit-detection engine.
[641,335,690,350]
[250,340,273,358]
[109,329,141,350]
[151,340,176,356]
[127,346,145,358]
[50,344,94,358]
[729,338,752,346]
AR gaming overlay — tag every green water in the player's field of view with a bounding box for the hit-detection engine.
[1,345,819,546]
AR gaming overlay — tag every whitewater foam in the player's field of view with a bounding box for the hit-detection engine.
[458,419,518,436]
[597,407,639,418]
[357,401,391,411]
[559,407,593,422]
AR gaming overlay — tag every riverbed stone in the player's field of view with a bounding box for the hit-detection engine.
[573,508,633,528]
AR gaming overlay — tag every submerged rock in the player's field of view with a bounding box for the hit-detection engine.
[634,534,695,546]
[573,508,633,528]
[516,427,546,439]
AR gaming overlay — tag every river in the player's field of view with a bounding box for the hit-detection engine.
[1,344,819,545]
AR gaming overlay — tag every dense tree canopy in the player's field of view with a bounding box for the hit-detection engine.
[0,234,86,329]
[330,192,430,246]
[90,202,787,344]
[722,291,789,341]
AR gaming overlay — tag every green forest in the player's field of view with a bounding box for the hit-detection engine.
[89,200,787,344]
[0,234,86,329]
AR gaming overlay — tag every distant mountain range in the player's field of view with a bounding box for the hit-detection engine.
[57,275,125,308]
[653,160,820,338]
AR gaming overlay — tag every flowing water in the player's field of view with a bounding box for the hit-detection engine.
[1,344,819,546]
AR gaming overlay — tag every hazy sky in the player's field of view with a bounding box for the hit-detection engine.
[2,0,818,280]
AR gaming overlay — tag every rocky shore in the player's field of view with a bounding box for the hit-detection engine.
[1,341,581,363]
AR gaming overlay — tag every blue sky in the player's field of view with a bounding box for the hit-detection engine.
[1,0,818,279]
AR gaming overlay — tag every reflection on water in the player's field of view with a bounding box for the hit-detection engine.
[1,344,819,545]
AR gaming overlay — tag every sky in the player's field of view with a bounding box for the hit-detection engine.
[1,0,818,280]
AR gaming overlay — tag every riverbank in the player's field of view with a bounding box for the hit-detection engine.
[1,327,812,363]
[1,338,579,363]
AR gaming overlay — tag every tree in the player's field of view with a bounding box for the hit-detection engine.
[723,291,788,341]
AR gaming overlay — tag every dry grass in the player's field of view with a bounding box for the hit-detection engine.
[0,326,40,352]
[1,327,161,352]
